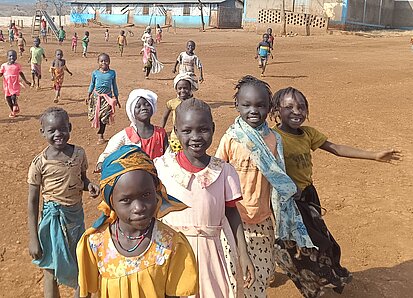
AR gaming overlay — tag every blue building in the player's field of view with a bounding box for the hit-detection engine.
[68,0,244,28]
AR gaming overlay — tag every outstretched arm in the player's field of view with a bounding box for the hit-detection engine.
[19,71,30,85]
[320,140,401,162]
[225,206,255,289]
[81,171,100,197]
[172,60,179,73]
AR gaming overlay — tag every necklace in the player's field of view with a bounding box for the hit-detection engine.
[115,219,152,253]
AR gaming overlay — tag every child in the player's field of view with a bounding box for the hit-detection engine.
[95,89,168,172]
[269,87,401,298]
[8,25,14,47]
[50,49,73,103]
[104,28,109,42]
[28,37,47,89]
[28,107,100,297]
[160,72,198,152]
[267,27,274,50]
[0,30,5,42]
[154,98,255,297]
[77,145,198,297]
[41,26,48,44]
[58,26,66,45]
[216,75,308,298]
[17,32,26,57]
[87,53,120,144]
[0,50,31,117]
[71,32,78,53]
[141,26,152,45]
[141,38,163,79]
[155,23,162,43]
[117,30,127,57]
[173,40,204,83]
[82,31,89,58]
[255,33,272,77]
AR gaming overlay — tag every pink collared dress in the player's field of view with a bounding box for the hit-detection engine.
[0,63,22,96]
[154,152,242,298]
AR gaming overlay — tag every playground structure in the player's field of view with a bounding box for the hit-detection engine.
[31,10,59,39]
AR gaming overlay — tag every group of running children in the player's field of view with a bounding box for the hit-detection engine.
[0,23,401,298]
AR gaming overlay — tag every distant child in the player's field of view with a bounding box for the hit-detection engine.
[11,22,18,46]
[267,27,274,50]
[77,145,198,298]
[71,32,78,53]
[8,25,14,47]
[87,53,120,144]
[117,30,127,57]
[141,38,163,79]
[216,75,303,297]
[28,107,100,297]
[58,26,66,45]
[82,31,89,58]
[155,24,162,43]
[104,28,109,42]
[255,33,272,77]
[28,37,47,89]
[95,89,168,173]
[161,72,198,152]
[0,50,31,117]
[0,30,5,42]
[17,32,26,56]
[141,26,152,45]
[41,26,47,44]
[155,98,255,297]
[173,40,204,83]
[270,87,401,298]
[50,49,73,103]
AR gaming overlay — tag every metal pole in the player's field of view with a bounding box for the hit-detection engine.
[363,0,367,24]
[378,0,383,25]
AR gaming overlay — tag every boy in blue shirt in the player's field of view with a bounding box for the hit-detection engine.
[255,33,272,77]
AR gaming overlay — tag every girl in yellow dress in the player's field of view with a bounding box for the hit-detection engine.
[76,145,198,298]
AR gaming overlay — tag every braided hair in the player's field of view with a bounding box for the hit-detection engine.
[40,107,70,126]
[176,97,213,123]
[270,87,309,123]
[233,75,272,106]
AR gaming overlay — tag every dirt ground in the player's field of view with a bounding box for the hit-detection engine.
[0,26,411,298]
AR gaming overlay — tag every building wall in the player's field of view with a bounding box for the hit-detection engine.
[346,0,394,27]
[392,0,413,28]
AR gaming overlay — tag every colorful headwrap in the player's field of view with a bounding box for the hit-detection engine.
[126,89,158,124]
[173,72,199,91]
[89,145,187,232]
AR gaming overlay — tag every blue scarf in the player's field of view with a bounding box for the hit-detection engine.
[226,117,315,248]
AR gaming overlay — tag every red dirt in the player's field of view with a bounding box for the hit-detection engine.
[0,27,411,298]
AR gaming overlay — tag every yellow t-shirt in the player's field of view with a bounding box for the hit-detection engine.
[273,125,327,190]
[215,132,277,224]
[166,97,182,140]
[77,220,199,297]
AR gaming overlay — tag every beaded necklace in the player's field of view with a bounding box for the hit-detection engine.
[115,219,152,253]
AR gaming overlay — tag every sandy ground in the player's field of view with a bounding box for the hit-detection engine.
[0,26,412,298]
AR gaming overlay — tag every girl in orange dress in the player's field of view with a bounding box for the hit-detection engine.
[50,49,72,103]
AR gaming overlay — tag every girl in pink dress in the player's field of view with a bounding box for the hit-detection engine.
[154,98,255,297]
[0,50,30,117]
[71,32,78,53]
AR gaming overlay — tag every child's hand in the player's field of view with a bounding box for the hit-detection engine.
[24,79,31,85]
[240,251,255,289]
[254,55,258,60]
[29,238,42,260]
[172,68,176,74]
[375,149,402,162]
[271,53,274,59]
[69,72,73,76]
[116,99,121,108]
[199,77,204,83]
[88,182,100,198]
[94,162,103,174]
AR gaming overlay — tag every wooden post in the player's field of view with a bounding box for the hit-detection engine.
[280,0,286,36]
[198,0,205,32]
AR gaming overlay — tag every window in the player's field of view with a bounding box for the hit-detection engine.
[105,4,112,14]
[183,4,191,16]
[143,5,150,15]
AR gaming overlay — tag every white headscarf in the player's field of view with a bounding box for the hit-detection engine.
[126,89,158,123]
[173,72,199,91]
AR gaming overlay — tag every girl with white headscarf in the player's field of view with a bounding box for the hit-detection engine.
[95,89,168,172]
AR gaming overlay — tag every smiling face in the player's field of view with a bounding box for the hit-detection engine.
[134,97,153,122]
[98,54,110,71]
[236,85,270,128]
[41,113,71,150]
[7,50,16,64]
[175,109,214,161]
[278,92,308,134]
[176,79,192,100]
[112,170,157,231]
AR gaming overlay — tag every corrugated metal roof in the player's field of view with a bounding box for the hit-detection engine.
[68,0,226,4]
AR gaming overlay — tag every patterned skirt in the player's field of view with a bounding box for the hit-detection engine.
[87,92,112,126]
[275,185,352,298]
